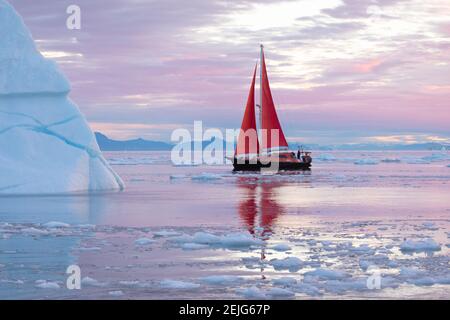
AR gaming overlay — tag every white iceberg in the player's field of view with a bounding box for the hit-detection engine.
[0,0,123,194]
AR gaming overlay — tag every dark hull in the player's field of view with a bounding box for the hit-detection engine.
[233,160,311,172]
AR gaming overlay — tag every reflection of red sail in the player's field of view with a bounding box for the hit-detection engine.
[237,179,283,237]
[260,49,289,153]
[235,65,259,157]
[238,182,258,234]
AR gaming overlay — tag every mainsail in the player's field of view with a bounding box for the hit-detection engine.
[260,48,289,153]
[235,64,259,157]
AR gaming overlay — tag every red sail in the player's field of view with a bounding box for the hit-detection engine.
[261,50,289,152]
[235,65,259,157]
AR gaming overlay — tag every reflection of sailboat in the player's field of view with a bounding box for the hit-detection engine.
[237,179,284,238]
[237,178,285,277]
[232,45,312,171]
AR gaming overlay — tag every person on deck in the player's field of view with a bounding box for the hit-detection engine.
[297,147,301,160]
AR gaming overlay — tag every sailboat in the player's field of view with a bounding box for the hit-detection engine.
[232,45,312,171]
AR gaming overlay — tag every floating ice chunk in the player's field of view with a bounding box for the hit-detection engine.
[236,286,267,299]
[381,158,401,163]
[400,239,441,252]
[77,224,96,229]
[220,233,263,248]
[354,159,379,165]
[35,280,60,289]
[81,277,104,287]
[170,174,187,180]
[160,280,200,290]
[119,280,141,287]
[403,157,430,164]
[192,232,221,244]
[134,237,155,246]
[295,283,322,296]
[271,243,291,252]
[109,290,124,297]
[304,268,349,280]
[43,221,70,228]
[1,279,24,285]
[267,288,295,298]
[22,227,49,236]
[181,243,209,250]
[153,230,180,237]
[359,254,391,271]
[270,257,303,272]
[421,153,450,162]
[348,244,375,255]
[200,275,243,286]
[191,173,222,181]
[420,222,438,230]
[272,277,297,286]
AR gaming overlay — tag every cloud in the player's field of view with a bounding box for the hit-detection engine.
[9,0,450,143]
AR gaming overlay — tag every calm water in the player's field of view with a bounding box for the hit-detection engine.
[0,151,449,299]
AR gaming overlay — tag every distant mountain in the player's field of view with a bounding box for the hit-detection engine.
[95,132,173,151]
[95,132,449,152]
[289,142,449,151]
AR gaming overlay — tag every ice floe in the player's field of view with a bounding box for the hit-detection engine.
[272,277,297,286]
[43,221,70,228]
[304,268,349,280]
[81,277,104,287]
[134,237,155,246]
[270,257,303,272]
[160,280,200,290]
[400,239,441,252]
[354,159,379,165]
[21,227,49,236]
[108,290,124,297]
[35,280,60,289]
[381,158,401,163]
[191,173,222,181]
[271,243,292,252]
[153,230,180,237]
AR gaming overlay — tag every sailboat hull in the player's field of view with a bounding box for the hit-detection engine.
[232,159,312,172]
[233,162,311,172]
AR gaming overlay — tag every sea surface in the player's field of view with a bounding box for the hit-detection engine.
[1,150,449,299]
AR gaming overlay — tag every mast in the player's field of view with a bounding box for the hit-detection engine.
[259,44,263,135]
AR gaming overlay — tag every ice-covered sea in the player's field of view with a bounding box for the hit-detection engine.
[1,150,449,299]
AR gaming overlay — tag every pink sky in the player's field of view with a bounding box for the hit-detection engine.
[10,0,450,144]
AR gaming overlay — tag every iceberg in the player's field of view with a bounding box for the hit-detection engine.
[0,0,123,194]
